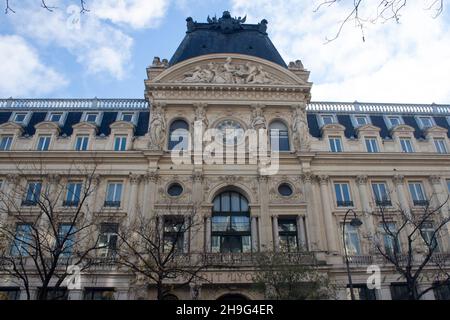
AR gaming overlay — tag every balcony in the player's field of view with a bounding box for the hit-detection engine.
[21,199,38,207]
[347,255,374,265]
[337,200,354,207]
[203,252,316,267]
[413,200,429,207]
[63,200,80,207]
[104,201,121,208]
[375,200,392,207]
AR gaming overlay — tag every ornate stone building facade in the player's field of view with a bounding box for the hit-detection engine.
[0,12,450,300]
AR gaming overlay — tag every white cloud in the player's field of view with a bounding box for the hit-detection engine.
[0,35,67,97]
[231,0,450,103]
[91,0,170,29]
[5,0,171,81]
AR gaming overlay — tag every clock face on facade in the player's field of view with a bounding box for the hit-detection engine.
[216,119,244,145]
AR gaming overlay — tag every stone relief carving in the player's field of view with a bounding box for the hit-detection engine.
[194,103,209,129]
[179,58,282,85]
[250,104,267,130]
[269,175,304,203]
[157,175,192,204]
[201,175,260,203]
[292,104,311,151]
[149,103,167,151]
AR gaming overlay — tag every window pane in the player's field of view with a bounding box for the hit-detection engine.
[231,192,240,211]
[221,192,230,212]
[231,216,250,232]
[211,216,229,232]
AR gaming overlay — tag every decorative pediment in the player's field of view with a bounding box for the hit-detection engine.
[0,122,24,134]
[425,125,448,136]
[390,124,415,134]
[321,123,346,134]
[110,121,135,131]
[34,121,60,134]
[356,124,381,137]
[72,122,98,133]
[150,54,309,87]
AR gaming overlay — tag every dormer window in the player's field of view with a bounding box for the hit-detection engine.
[83,112,102,126]
[46,112,66,126]
[318,114,336,127]
[416,116,434,129]
[385,115,403,129]
[10,112,30,125]
[118,112,136,123]
[352,115,370,127]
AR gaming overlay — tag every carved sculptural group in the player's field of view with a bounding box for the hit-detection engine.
[181,58,279,85]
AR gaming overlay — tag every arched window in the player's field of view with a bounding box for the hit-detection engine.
[211,191,251,253]
[168,120,189,151]
[269,121,290,151]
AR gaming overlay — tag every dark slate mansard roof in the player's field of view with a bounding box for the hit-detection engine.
[1,99,450,140]
[169,11,287,68]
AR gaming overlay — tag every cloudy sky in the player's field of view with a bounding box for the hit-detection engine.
[0,0,449,104]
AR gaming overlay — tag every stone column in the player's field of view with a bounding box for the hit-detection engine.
[429,175,450,246]
[356,175,375,236]
[145,172,159,218]
[258,175,272,249]
[127,174,141,225]
[393,175,410,217]
[251,216,259,252]
[205,216,211,252]
[297,216,307,249]
[302,173,319,251]
[272,215,279,251]
[318,175,338,253]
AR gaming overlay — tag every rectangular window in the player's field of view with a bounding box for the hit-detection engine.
[0,135,13,151]
[278,218,298,252]
[23,181,42,206]
[343,223,361,255]
[329,136,343,152]
[37,135,51,151]
[98,223,118,258]
[420,222,440,252]
[38,287,68,300]
[84,288,115,300]
[390,283,411,300]
[58,224,75,257]
[346,285,377,300]
[434,138,447,154]
[334,183,353,207]
[408,182,428,206]
[447,180,450,194]
[400,138,414,153]
[434,283,450,300]
[114,136,127,151]
[105,182,122,207]
[418,116,433,129]
[10,224,33,257]
[163,216,185,253]
[372,182,391,206]
[0,288,20,300]
[365,137,379,153]
[321,114,335,125]
[85,112,99,124]
[379,223,401,257]
[48,112,64,124]
[13,112,28,124]
[387,116,402,128]
[64,182,82,207]
[120,112,134,122]
[353,115,369,127]
[75,135,89,151]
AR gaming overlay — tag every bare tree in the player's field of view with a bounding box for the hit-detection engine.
[252,248,335,300]
[4,0,89,14]
[115,204,209,300]
[373,193,450,300]
[315,0,444,42]
[0,160,108,300]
